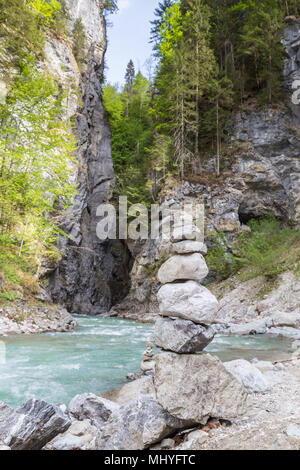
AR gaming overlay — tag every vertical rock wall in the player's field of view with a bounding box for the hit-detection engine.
[48,1,131,315]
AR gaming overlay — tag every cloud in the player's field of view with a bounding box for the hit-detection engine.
[118,0,131,12]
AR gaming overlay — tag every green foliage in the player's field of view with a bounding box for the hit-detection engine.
[0,62,77,259]
[206,231,235,280]
[103,71,154,206]
[0,0,44,64]
[0,239,39,304]
[235,217,300,280]
[207,217,300,282]
[72,18,87,71]
[147,0,294,179]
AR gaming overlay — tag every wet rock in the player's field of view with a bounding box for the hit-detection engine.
[0,399,71,450]
[228,319,272,336]
[224,359,270,394]
[267,327,300,340]
[158,281,219,324]
[157,253,208,284]
[154,317,215,353]
[68,393,119,429]
[172,241,207,255]
[95,397,188,450]
[154,352,247,424]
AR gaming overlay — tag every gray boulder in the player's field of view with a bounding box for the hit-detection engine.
[154,352,247,424]
[154,317,215,353]
[44,419,99,451]
[157,281,219,324]
[172,241,207,255]
[271,311,300,329]
[101,377,155,405]
[96,397,188,450]
[0,399,71,450]
[224,359,270,394]
[68,393,119,429]
[157,253,208,284]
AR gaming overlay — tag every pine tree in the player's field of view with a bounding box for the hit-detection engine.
[124,60,135,96]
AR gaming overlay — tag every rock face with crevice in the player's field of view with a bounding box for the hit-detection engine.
[47,0,131,315]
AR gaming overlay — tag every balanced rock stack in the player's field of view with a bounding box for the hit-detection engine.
[153,231,247,427]
[154,238,218,354]
[140,339,155,374]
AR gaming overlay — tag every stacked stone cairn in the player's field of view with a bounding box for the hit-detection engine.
[140,339,155,374]
[154,230,218,355]
[151,219,247,427]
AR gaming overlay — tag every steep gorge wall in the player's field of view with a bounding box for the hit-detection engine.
[47,0,131,315]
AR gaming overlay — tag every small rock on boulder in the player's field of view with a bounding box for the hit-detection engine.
[154,352,247,424]
[157,253,208,284]
[154,317,215,353]
[157,281,219,324]
[224,359,270,394]
[68,393,119,429]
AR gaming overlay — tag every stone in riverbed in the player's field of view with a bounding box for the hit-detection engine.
[154,317,215,353]
[0,399,71,450]
[154,352,247,424]
[157,281,219,324]
[172,241,208,255]
[95,397,189,450]
[68,393,119,429]
[271,310,300,329]
[157,253,208,284]
[224,359,270,394]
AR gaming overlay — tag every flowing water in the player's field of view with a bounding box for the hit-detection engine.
[0,316,293,408]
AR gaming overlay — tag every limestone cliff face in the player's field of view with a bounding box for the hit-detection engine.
[112,19,300,318]
[48,1,131,315]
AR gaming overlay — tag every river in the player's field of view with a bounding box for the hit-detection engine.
[0,316,292,408]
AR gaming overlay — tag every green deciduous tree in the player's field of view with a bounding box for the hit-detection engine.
[0,62,76,257]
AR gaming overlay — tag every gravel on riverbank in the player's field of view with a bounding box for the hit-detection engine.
[0,302,77,336]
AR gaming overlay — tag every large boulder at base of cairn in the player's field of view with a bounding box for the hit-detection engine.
[95,397,189,450]
[154,352,247,424]
[157,253,209,284]
[158,281,219,324]
[0,399,71,450]
[172,241,208,255]
[154,317,215,354]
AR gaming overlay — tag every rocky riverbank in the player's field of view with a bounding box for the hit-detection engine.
[1,346,299,451]
[0,302,77,336]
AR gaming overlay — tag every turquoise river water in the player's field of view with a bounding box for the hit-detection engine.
[0,316,293,408]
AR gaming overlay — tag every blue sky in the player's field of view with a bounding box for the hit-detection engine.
[105,0,159,86]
